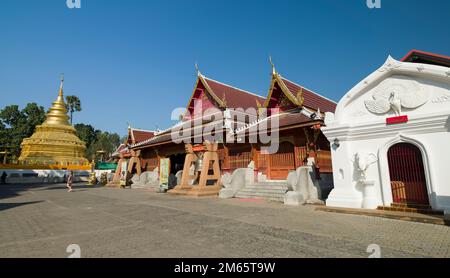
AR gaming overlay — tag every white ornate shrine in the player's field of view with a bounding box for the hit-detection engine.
[322,53,450,213]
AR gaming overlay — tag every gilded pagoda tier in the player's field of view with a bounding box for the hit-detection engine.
[18,76,89,166]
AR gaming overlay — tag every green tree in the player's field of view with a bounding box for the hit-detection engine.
[89,131,121,159]
[74,124,121,161]
[0,120,7,155]
[65,95,81,124]
[0,105,24,127]
[22,103,46,136]
[74,123,97,150]
[0,103,46,160]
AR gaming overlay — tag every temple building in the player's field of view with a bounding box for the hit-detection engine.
[109,126,155,186]
[128,62,336,199]
[18,76,88,166]
[322,50,450,213]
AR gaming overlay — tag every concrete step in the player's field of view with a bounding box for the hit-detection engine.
[236,189,286,196]
[234,182,288,202]
[252,182,288,187]
[241,186,288,192]
[390,203,432,210]
[131,183,160,191]
[237,188,288,194]
[235,194,285,201]
[377,206,444,215]
[234,193,284,202]
[246,183,288,188]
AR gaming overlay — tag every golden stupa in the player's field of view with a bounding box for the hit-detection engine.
[18,76,88,166]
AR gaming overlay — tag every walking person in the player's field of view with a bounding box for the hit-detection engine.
[1,171,7,184]
[66,171,73,192]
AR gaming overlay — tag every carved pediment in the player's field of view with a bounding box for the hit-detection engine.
[364,78,429,116]
[332,55,450,125]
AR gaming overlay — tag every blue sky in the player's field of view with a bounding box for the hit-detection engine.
[0,0,449,136]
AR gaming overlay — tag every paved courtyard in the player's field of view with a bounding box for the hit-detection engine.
[0,183,449,258]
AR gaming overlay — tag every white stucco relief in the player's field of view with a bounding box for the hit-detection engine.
[364,78,429,116]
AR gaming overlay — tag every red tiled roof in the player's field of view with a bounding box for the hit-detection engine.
[116,144,126,153]
[131,129,155,144]
[400,49,450,68]
[203,77,265,110]
[278,112,312,127]
[112,143,128,157]
[234,111,320,137]
[280,77,337,113]
[116,144,126,152]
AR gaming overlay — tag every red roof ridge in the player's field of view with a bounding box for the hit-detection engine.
[279,76,337,105]
[202,75,265,100]
[130,127,156,133]
[400,49,450,62]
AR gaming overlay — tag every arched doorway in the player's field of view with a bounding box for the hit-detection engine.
[269,141,296,180]
[387,143,429,206]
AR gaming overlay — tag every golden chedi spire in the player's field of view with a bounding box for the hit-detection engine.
[44,74,71,126]
[18,75,88,166]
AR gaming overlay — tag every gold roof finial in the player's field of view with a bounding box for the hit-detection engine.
[58,73,64,97]
[269,56,276,75]
[195,62,201,76]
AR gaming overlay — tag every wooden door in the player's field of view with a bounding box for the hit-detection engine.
[387,143,429,206]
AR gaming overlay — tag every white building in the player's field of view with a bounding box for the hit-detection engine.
[322,50,450,213]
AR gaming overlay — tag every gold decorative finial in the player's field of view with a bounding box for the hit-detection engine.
[59,73,64,96]
[195,62,200,76]
[269,56,276,75]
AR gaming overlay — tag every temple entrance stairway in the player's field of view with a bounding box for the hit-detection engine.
[131,182,160,192]
[234,181,288,202]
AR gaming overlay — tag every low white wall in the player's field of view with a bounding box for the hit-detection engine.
[0,169,91,184]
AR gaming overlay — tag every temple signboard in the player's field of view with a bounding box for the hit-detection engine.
[159,158,170,190]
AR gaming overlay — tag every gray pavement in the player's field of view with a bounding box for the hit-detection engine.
[0,183,449,258]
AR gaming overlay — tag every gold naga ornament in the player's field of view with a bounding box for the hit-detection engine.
[296,87,305,107]
[18,75,89,166]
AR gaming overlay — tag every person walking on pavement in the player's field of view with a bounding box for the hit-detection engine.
[1,171,7,184]
[66,171,73,192]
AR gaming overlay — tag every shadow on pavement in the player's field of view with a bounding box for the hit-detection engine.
[0,183,103,200]
[0,201,44,212]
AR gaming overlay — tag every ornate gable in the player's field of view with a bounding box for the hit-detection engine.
[266,80,299,111]
[264,72,302,111]
[329,56,450,127]
[184,75,224,120]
